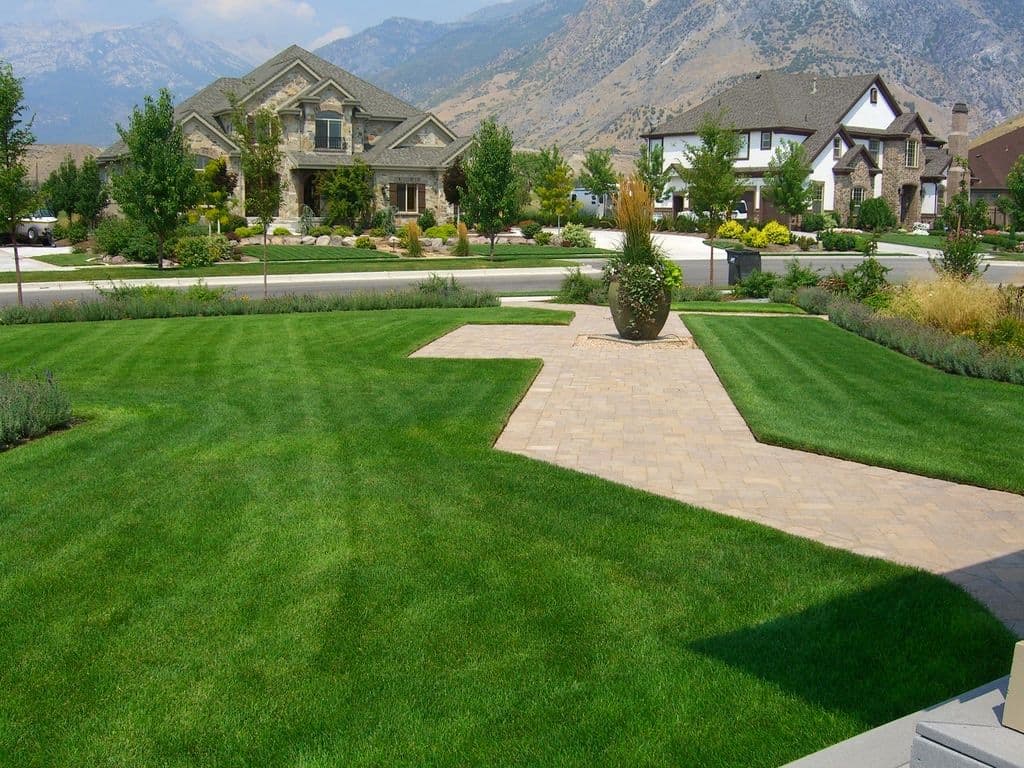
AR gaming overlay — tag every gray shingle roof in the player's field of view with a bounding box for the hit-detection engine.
[834,145,880,174]
[922,146,951,179]
[363,136,473,169]
[646,71,882,137]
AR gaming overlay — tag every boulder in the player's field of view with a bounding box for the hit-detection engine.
[424,238,444,249]
[388,236,403,246]
[300,235,315,245]
[282,236,302,246]
[328,235,346,246]
[315,235,331,246]
[341,236,357,247]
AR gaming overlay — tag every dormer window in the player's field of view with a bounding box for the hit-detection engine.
[315,111,344,151]
[870,87,878,105]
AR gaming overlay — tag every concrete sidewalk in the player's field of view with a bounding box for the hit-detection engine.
[414,303,1024,636]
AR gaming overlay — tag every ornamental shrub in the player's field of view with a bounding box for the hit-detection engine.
[417,209,437,231]
[740,226,770,248]
[856,197,898,231]
[674,284,722,302]
[801,213,826,232]
[370,208,396,235]
[762,220,791,245]
[560,222,595,248]
[173,235,231,268]
[717,219,744,239]
[796,236,816,251]
[782,259,821,289]
[672,214,699,233]
[354,236,377,250]
[794,286,832,315]
[534,231,553,246]
[520,221,543,240]
[331,225,354,237]
[733,269,779,298]
[819,229,859,251]
[272,227,292,236]
[309,225,333,237]
[556,266,606,304]
[403,221,423,257]
[94,217,158,263]
[0,372,73,448]
[425,224,457,240]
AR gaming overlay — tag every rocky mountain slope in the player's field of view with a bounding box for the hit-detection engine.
[0,20,249,145]
[321,0,1024,153]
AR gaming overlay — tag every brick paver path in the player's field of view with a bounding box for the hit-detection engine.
[413,304,1024,636]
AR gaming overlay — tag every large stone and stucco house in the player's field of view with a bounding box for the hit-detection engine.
[99,45,470,224]
[641,71,957,226]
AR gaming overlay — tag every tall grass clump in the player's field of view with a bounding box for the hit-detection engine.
[403,221,423,257]
[887,277,1000,336]
[0,372,73,448]
[451,222,471,257]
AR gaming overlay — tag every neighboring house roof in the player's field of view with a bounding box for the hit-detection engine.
[968,113,1024,190]
[644,71,888,137]
[98,45,454,169]
[922,146,952,181]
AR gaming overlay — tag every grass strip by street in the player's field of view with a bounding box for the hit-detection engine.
[31,252,97,267]
[0,307,1013,767]
[469,244,613,258]
[674,301,806,314]
[0,257,581,284]
[240,245,395,261]
[876,232,945,250]
[686,314,1024,494]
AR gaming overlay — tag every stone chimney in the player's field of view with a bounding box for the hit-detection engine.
[946,102,969,203]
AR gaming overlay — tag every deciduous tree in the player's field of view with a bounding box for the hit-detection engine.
[111,89,200,269]
[763,140,813,227]
[318,158,373,228]
[0,62,36,306]
[534,144,576,228]
[1003,154,1024,234]
[231,101,283,296]
[579,148,617,214]
[677,113,747,285]
[634,143,671,204]
[75,155,109,227]
[42,154,78,217]
[462,119,519,257]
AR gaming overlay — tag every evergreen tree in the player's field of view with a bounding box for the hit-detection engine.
[442,157,466,223]
[318,159,373,227]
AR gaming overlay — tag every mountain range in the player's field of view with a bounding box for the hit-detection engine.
[319,0,1024,155]
[4,1,1023,156]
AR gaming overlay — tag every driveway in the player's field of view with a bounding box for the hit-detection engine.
[0,245,70,272]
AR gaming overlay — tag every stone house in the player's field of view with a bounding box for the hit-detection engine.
[641,71,952,226]
[98,45,470,224]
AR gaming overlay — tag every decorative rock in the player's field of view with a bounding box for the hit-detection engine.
[388,236,402,246]
[300,235,315,245]
[341,236,357,247]
[328,235,346,246]
[315,235,331,246]
[282,236,302,245]
[424,238,444,249]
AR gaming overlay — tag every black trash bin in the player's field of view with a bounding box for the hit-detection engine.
[725,248,762,285]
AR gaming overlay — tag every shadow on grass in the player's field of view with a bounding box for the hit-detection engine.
[688,573,1015,728]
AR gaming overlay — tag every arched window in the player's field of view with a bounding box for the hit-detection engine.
[870,87,879,104]
[315,111,344,150]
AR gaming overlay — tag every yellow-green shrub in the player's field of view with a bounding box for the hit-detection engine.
[762,220,791,245]
[718,220,745,239]
[403,221,423,257]
[740,227,770,248]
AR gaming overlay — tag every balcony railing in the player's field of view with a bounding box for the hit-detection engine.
[314,135,346,151]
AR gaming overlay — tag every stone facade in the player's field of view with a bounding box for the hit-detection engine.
[374,170,447,223]
[834,155,876,223]
[880,127,925,225]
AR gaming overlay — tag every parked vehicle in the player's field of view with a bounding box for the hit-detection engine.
[13,210,56,246]
[676,200,749,222]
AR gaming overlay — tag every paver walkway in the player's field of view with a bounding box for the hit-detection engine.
[413,304,1024,636]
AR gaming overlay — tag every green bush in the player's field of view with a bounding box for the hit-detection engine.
[0,371,73,448]
[734,270,779,298]
[782,259,821,290]
[331,225,354,237]
[535,231,553,246]
[819,230,859,251]
[417,209,437,231]
[56,220,89,244]
[94,218,158,263]
[0,282,499,326]
[793,286,832,315]
[424,224,457,240]
[309,225,332,237]
[980,233,1018,251]
[673,214,700,233]
[222,214,248,234]
[173,235,232,268]
[556,267,606,304]
[560,222,595,248]
[801,213,838,232]
[796,236,816,251]
[856,197,898,231]
[519,221,543,240]
[354,236,377,250]
[935,231,983,278]
[762,221,792,245]
[370,208,396,235]
[272,227,293,236]
[674,284,723,302]
[770,285,795,304]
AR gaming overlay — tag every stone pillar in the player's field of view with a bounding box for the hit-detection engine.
[946,102,969,204]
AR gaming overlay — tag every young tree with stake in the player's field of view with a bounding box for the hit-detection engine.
[579,148,617,216]
[763,140,813,227]
[461,119,519,257]
[535,144,575,230]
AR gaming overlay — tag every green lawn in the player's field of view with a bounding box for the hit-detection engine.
[674,301,806,314]
[877,232,945,250]
[240,245,395,261]
[1,257,580,284]
[32,252,97,267]
[470,244,613,258]
[0,308,1013,767]
[686,315,1024,494]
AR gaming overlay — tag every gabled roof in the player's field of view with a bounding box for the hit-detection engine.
[833,145,881,175]
[644,71,888,138]
[363,135,473,169]
[922,146,952,180]
[968,113,1024,190]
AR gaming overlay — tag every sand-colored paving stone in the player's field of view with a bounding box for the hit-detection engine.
[413,304,1024,636]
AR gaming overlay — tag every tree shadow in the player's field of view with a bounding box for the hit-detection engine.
[687,573,1016,728]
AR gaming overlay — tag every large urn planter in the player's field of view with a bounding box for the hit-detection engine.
[607,279,671,340]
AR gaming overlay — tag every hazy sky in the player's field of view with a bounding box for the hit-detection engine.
[12,0,498,49]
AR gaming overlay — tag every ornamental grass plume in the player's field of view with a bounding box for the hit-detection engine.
[403,221,423,257]
[616,174,657,265]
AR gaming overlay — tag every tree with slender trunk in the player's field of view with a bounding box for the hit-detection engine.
[634,142,672,204]
[677,113,746,286]
[42,154,78,217]
[111,89,200,270]
[0,62,36,306]
[1003,154,1024,235]
[579,148,617,217]
[535,144,575,230]
[763,140,813,228]
[75,155,109,228]
[461,119,518,257]
[442,157,466,224]
[231,102,283,297]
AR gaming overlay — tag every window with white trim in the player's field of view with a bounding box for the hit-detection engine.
[315,111,344,150]
[760,131,772,151]
[851,186,866,207]
[868,139,882,163]
[870,87,878,105]
[735,132,750,160]
[905,140,919,168]
[833,136,843,160]
[810,182,824,214]
[395,183,422,213]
